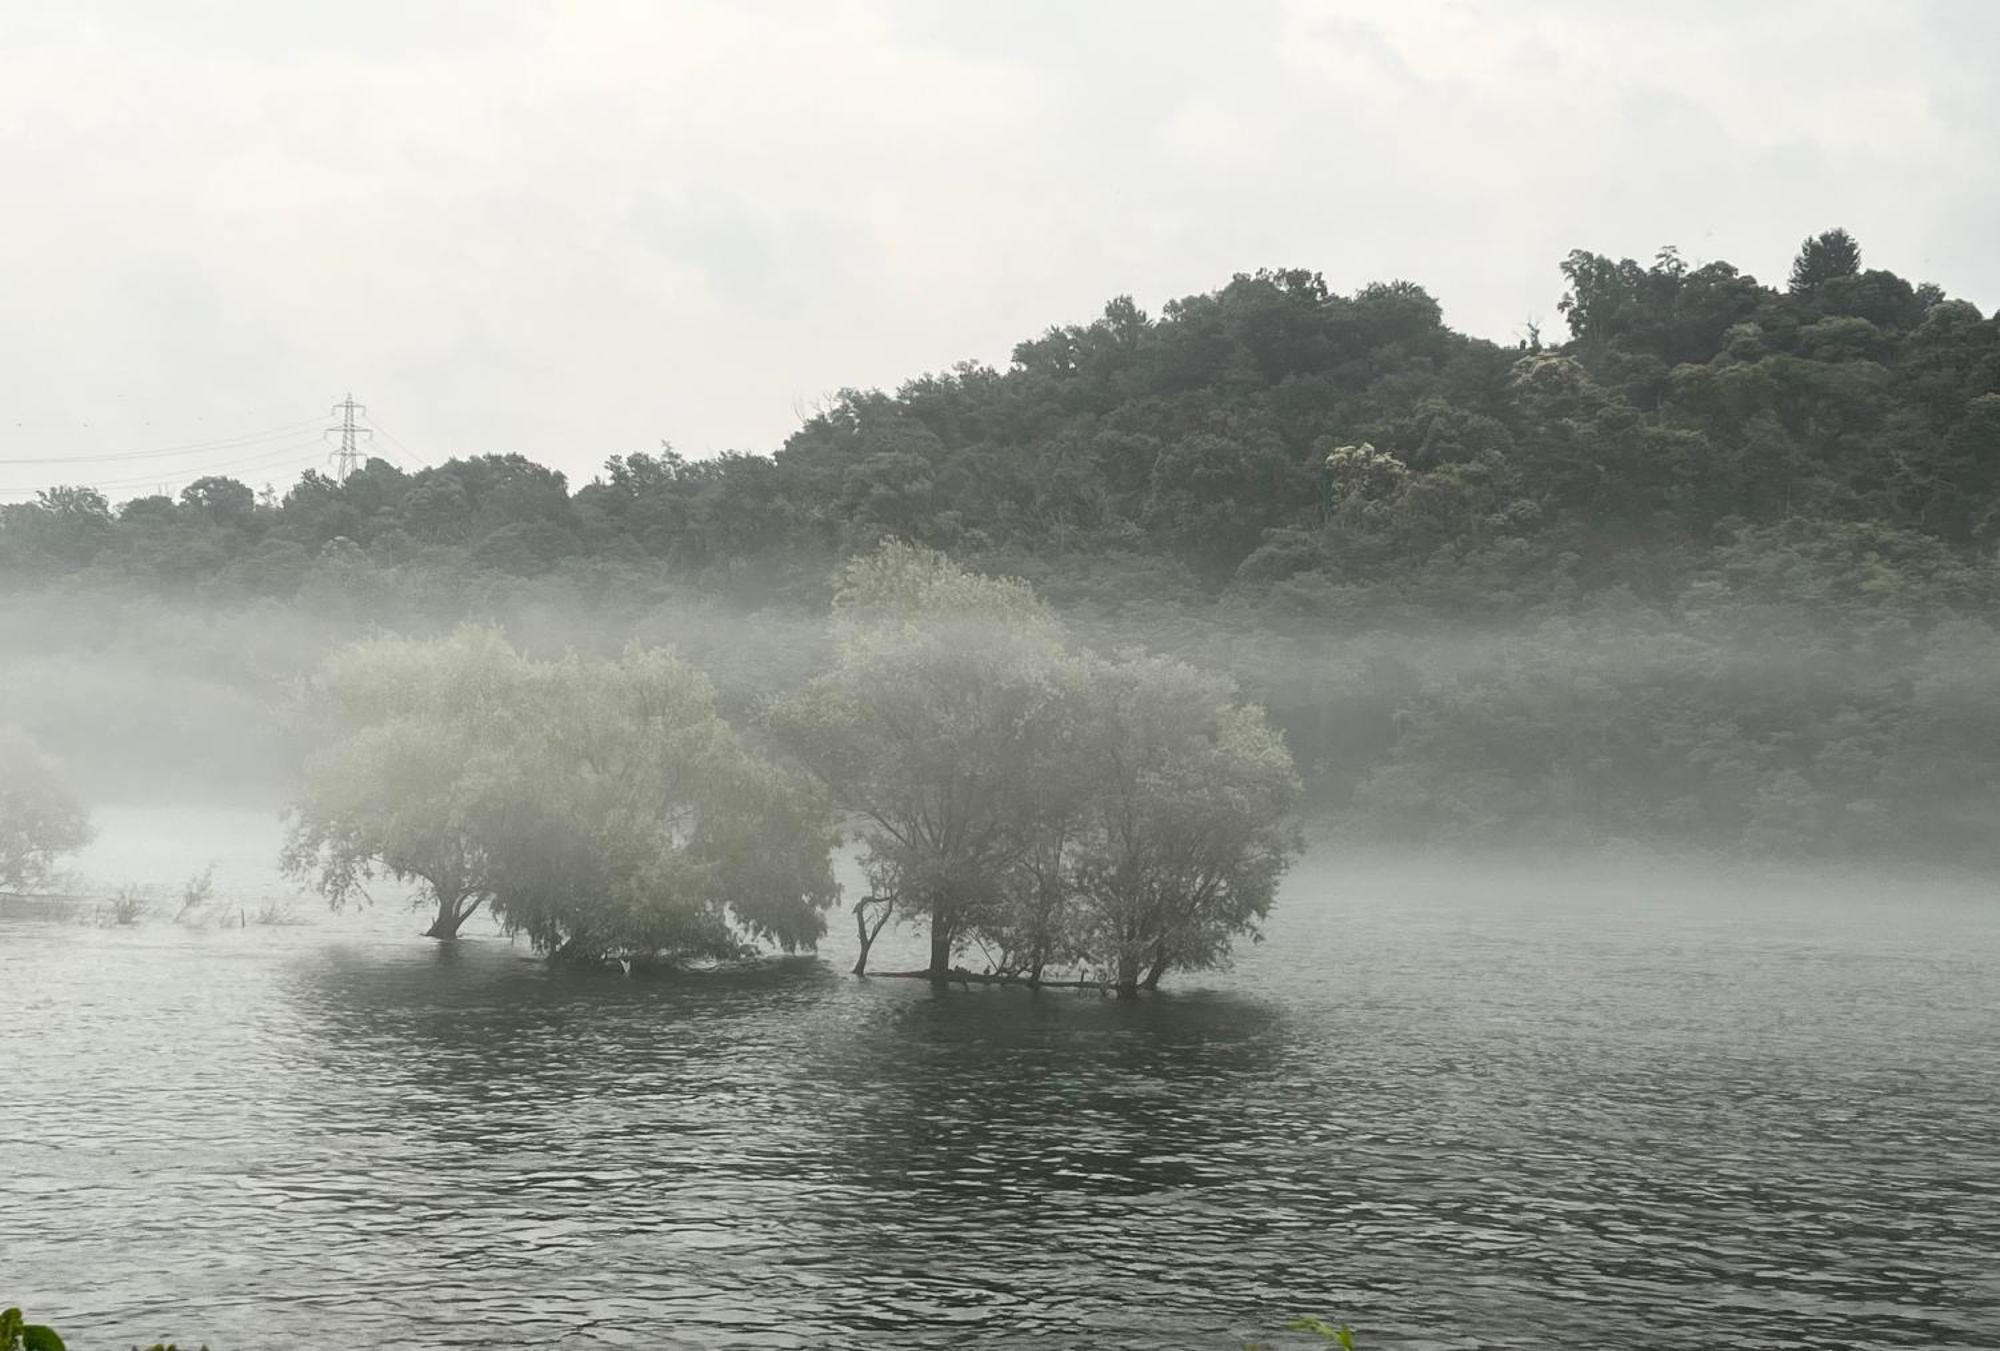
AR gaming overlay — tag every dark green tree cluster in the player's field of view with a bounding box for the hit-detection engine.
[5,230,1992,611]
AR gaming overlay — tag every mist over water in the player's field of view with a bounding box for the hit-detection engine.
[6,809,1996,1349]
[7,7,2000,1345]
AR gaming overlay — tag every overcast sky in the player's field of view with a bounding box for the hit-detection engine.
[2,0,1995,502]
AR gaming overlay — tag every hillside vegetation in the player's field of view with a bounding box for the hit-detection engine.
[4,230,1997,862]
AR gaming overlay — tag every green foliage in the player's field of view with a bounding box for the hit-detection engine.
[0,1308,64,1351]
[1066,654,1302,989]
[772,544,1075,974]
[4,229,1993,614]
[179,477,256,526]
[775,545,1302,988]
[0,1309,210,1351]
[4,230,1997,864]
[0,730,93,894]
[284,628,839,958]
[1790,227,1863,293]
[476,644,840,959]
[1242,1316,1357,1350]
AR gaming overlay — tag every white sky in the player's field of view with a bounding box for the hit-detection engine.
[2,0,1995,503]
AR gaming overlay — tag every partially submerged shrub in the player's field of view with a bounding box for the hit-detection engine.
[104,886,147,926]
[250,900,307,926]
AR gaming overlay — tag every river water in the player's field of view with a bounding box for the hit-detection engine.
[4,808,1998,1349]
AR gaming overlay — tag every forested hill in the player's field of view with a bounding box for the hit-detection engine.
[4,228,1997,617]
[5,231,2000,863]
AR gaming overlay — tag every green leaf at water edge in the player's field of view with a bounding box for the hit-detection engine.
[20,1324,66,1351]
[1285,1316,1356,1346]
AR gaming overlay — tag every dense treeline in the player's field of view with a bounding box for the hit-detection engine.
[4,229,1998,861]
[6,229,1995,603]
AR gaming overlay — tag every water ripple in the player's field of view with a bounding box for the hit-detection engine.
[5,863,1998,1349]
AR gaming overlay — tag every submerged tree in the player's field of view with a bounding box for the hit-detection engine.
[0,729,93,894]
[776,544,1302,991]
[483,646,839,961]
[282,628,529,938]
[772,542,1073,981]
[1067,655,1302,993]
[283,627,838,956]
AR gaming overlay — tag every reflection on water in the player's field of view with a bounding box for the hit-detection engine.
[5,856,1999,1349]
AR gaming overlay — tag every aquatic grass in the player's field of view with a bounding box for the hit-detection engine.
[1242,1317,1357,1350]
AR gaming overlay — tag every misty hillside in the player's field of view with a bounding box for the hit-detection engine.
[4,230,1999,861]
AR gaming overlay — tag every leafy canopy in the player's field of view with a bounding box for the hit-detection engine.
[284,627,838,958]
[776,544,1301,988]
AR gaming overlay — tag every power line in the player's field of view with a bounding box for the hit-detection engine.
[0,440,329,498]
[96,441,329,490]
[0,416,328,467]
[358,411,422,468]
[0,396,434,501]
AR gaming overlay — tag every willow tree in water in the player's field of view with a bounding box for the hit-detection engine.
[486,646,840,961]
[1067,654,1301,993]
[283,627,838,957]
[775,543,1302,990]
[772,542,1074,982]
[282,628,530,938]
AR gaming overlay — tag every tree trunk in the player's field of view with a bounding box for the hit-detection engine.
[928,918,955,986]
[853,907,874,977]
[1141,953,1170,990]
[424,892,479,940]
[852,895,893,976]
[1115,950,1141,999]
